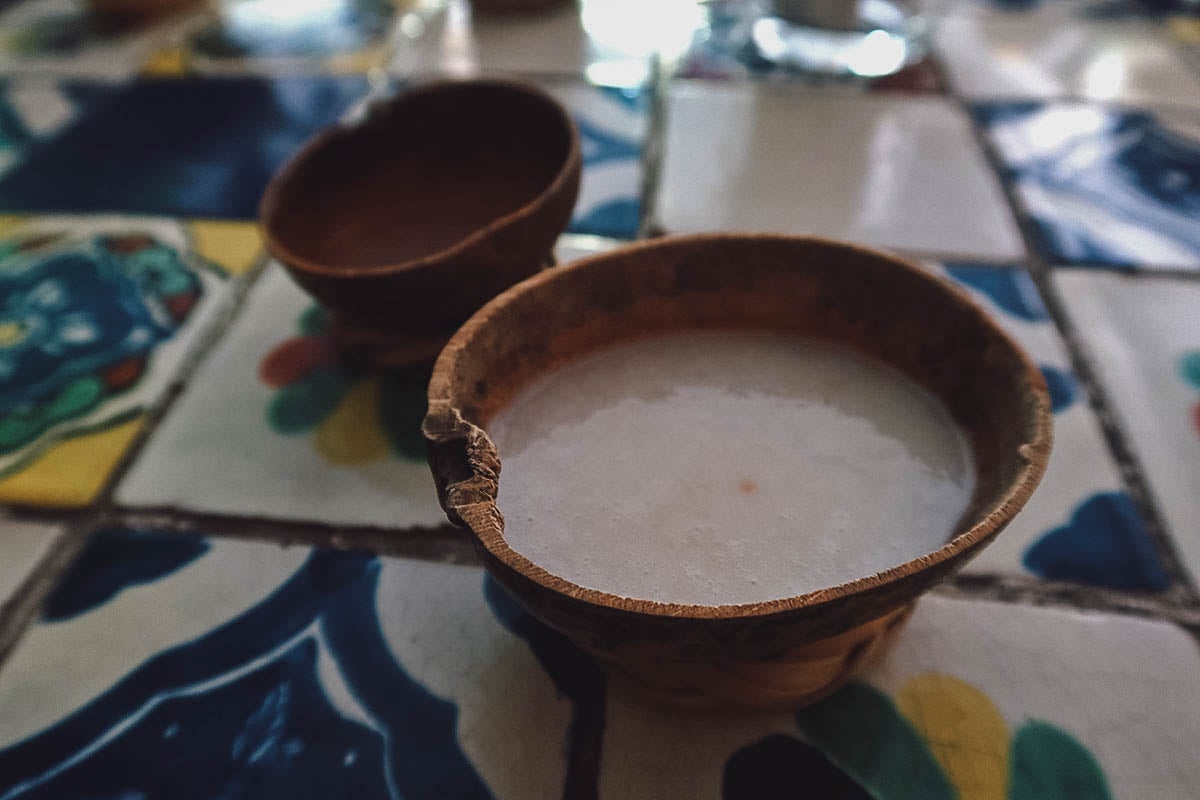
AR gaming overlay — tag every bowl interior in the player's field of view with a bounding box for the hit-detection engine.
[427,235,1052,619]
[263,81,574,272]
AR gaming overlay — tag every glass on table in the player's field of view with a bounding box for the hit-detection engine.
[729,0,937,79]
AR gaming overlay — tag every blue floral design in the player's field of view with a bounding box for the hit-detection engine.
[976,103,1200,269]
[1023,491,1168,591]
[0,545,494,799]
[944,265,1049,322]
[0,234,202,455]
[41,527,210,622]
[1040,364,1079,414]
[567,98,645,239]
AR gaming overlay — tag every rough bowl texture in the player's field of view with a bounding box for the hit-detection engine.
[260,78,581,367]
[423,234,1053,709]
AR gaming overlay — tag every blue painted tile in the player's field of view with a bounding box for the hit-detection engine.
[940,263,1166,588]
[0,527,576,799]
[0,76,368,219]
[977,102,1200,270]
[1023,491,1169,591]
[548,83,647,240]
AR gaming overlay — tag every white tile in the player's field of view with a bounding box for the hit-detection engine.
[936,13,1200,106]
[117,264,447,528]
[656,83,1024,260]
[1055,270,1200,583]
[599,594,1200,799]
[0,519,61,606]
[390,0,702,86]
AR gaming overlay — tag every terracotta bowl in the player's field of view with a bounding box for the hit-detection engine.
[424,234,1052,710]
[260,78,581,367]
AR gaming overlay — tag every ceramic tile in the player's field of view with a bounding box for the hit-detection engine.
[936,12,1200,105]
[0,525,578,797]
[116,234,617,526]
[389,0,703,87]
[941,0,1090,18]
[675,0,944,91]
[0,519,62,606]
[544,82,646,239]
[942,0,1193,21]
[938,264,1165,589]
[979,102,1200,270]
[656,83,1024,260]
[115,263,442,527]
[0,215,258,507]
[1054,270,1200,583]
[145,0,400,77]
[0,0,198,80]
[600,594,1200,799]
[0,75,369,220]
[0,83,88,176]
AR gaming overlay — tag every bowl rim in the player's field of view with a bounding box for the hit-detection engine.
[425,233,1054,620]
[258,77,583,279]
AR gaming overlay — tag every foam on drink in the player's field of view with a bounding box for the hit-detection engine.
[489,331,975,605]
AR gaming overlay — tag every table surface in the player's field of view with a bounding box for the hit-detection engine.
[0,0,1199,797]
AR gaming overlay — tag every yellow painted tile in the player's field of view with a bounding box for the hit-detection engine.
[0,418,143,507]
[187,220,264,276]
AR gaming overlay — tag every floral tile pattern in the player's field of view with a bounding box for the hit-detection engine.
[545,82,646,239]
[656,83,1024,260]
[941,264,1165,589]
[0,215,257,507]
[600,594,1200,799]
[0,518,62,606]
[115,263,444,527]
[978,102,1200,270]
[1055,270,1200,583]
[115,237,615,526]
[0,525,577,798]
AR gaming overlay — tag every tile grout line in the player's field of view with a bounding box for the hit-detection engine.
[941,572,1200,626]
[0,523,90,672]
[109,507,480,563]
[88,235,277,511]
[636,54,669,239]
[948,84,1199,608]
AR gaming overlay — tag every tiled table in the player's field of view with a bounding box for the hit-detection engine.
[0,0,1199,797]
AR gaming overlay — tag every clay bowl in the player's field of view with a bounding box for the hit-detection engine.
[424,234,1052,710]
[260,79,581,367]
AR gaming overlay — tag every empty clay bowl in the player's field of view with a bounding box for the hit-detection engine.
[424,234,1052,710]
[260,78,581,367]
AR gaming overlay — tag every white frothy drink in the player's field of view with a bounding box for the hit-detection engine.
[489,331,976,606]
